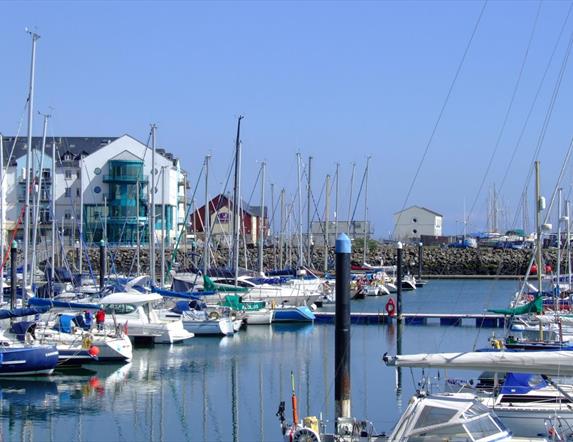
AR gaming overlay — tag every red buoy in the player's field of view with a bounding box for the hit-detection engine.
[88,345,100,358]
[545,264,553,273]
[531,264,538,274]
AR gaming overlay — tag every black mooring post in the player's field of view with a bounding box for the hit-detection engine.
[10,241,17,311]
[335,233,351,423]
[418,242,423,280]
[397,241,403,324]
[99,239,105,291]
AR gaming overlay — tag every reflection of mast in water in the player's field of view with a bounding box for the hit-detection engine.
[258,362,264,441]
[395,322,404,410]
[203,363,207,442]
[231,357,239,442]
[160,366,165,442]
[305,357,311,417]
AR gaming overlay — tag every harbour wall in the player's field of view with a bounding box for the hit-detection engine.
[58,245,567,277]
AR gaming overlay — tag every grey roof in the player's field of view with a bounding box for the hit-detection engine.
[394,205,443,217]
[1,135,179,167]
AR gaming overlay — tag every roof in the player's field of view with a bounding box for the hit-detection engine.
[394,205,443,217]
[1,135,178,166]
[195,193,268,217]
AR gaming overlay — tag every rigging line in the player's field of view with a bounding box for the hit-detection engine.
[500,2,573,197]
[392,0,488,237]
[512,18,573,229]
[467,0,542,224]
[2,102,29,187]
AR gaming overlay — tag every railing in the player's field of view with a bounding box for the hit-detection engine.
[103,175,148,183]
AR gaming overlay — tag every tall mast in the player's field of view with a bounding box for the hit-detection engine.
[232,116,243,285]
[535,160,543,293]
[203,154,211,275]
[31,113,49,286]
[334,162,339,241]
[347,162,355,235]
[136,178,140,275]
[0,133,4,303]
[79,157,84,276]
[363,156,370,265]
[557,188,563,298]
[51,139,55,283]
[296,153,303,268]
[324,174,330,272]
[279,189,285,269]
[161,166,166,287]
[23,30,40,291]
[150,124,157,284]
[258,161,266,275]
[271,183,276,269]
[567,200,572,290]
[306,155,313,266]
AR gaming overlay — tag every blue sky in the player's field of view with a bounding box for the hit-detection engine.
[1,1,573,238]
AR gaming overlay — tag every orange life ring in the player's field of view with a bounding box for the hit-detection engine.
[386,298,396,316]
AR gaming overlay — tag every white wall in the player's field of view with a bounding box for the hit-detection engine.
[393,207,442,240]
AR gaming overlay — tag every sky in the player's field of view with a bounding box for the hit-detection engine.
[1,0,573,239]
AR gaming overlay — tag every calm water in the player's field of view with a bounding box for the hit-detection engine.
[0,279,518,442]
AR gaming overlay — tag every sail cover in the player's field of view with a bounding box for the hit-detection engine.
[488,296,543,315]
[383,350,573,376]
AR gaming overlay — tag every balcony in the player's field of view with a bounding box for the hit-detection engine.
[103,175,148,184]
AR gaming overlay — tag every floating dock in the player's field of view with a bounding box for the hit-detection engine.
[314,312,506,328]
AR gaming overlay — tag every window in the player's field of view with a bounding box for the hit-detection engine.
[413,229,418,234]
[64,212,71,220]
[104,304,136,315]
[94,186,101,194]
[76,188,80,197]
[65,187,71,197]
[413,218,418,223]
[65,170,72,179]
[94,167,101,175]
[76,171,81,179]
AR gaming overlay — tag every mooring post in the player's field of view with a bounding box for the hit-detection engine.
[99,239,105,291]
[418,242,423,280]
[397,241,403,324]
[11,240,17,310]
[335,233,351,422]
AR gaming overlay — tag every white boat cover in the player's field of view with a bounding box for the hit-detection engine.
[383,351,573,376]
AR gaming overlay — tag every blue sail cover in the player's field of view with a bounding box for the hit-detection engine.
[28,297,101,311]
[0,306,49,319]
[152,286,211,300]
[500,373,548,395]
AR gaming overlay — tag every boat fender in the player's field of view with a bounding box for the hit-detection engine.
[491,339,502,350]
[385,298,396,316]
[209,311,220,320]
[82,334,93,349]
[292,427,320,442]
[310,303,317,311]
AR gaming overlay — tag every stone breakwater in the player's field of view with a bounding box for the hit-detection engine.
[57,245,568,276]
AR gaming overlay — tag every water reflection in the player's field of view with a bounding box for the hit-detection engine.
[0,281,515,441]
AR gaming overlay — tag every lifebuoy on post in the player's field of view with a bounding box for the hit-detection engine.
[385,298,396,317]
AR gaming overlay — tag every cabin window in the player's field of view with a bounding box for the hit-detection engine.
[414,406,457,429]
[413,229,418,234]
[104,304,136,315]
[412,218,418,223]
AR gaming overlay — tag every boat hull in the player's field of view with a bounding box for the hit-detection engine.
[182,318,234,336]
[0,346,59,376]
[272,306,315,323]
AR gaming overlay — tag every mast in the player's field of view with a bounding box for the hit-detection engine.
[161,166,166,287]
[150,124,157,284]
[334,162,339,241]
[0,133,4,303]
[51,139,55,283]
[258,161,266,275]
[23,30,40,291]
[324,174,330,272]
[136,178,140,275]
[232,116,243,285]
[347,162,355,235]
[271,183,275,269]
[535,160,543,293]
[79,157,83,276]
[31,113,49,286]
[203,155,210,275]
[279,189,285,269]
[306,156,313,266]
[363,156,370,265]
[557,188,563,298]
[565,200,571,290]
[296,153,303,269]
